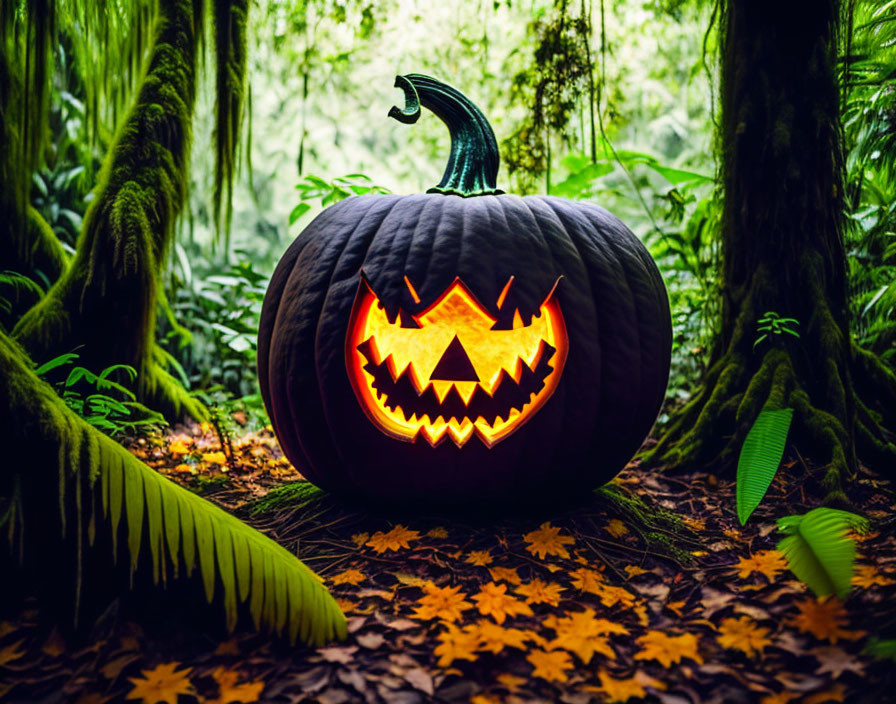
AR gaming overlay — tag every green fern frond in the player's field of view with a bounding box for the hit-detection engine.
[2,331,346,645]
[736,408,793,525]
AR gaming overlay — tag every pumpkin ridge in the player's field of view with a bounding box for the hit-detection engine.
[539,195,645,475]
[498,195,573,482]
[311,196,408,485]
[547,196,664,465]
[262,204,364,477]
[407,195,449,310]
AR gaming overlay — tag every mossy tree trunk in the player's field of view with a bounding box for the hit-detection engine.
[648,0,896,503]
[8,0,204,420]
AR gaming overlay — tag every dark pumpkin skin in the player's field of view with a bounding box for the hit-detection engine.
[258,192,671,505]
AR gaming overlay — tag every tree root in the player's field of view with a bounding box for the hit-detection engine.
[645,264,895,506]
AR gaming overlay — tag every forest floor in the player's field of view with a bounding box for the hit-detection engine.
[2,422,896,704]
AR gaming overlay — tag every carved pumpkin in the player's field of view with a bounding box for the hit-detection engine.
[258,74,671,504]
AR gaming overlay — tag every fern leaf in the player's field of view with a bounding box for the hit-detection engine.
[736,408,794,525]
[776,507,868,598]
[105,439,345,644]
[6,329,345,645]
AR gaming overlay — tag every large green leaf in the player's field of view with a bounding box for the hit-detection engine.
[776,508,869,599]
[96,437,346,645]
[736,408,794,525]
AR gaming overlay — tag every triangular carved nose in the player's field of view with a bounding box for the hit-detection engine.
[431,335,480,382]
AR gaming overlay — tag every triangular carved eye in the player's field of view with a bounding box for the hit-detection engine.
[431,335,480,382]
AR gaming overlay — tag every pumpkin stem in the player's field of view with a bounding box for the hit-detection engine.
[389,74,504,197]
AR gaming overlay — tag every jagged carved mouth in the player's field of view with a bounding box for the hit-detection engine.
[345,275,568,448]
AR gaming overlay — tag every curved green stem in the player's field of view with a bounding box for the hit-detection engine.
[390,74,504,197]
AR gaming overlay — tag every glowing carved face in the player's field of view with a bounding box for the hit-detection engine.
[345,275,568,448]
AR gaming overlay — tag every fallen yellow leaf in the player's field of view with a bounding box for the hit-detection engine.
[366,525,420,553]
[126,663,194,704]
[523,522,575,559]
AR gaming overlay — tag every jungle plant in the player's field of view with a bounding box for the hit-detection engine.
[736,411,868,598]
[165,255,268,398]
[35,353,166,439]
[776,507,869,599]
[735,407,794,525]
[0,270,45,327]
[290,173,391,225]
[752,311,800,350]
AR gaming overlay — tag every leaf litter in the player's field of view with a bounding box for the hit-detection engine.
[0,425,895,702]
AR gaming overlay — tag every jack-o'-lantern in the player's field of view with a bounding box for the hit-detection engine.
[258,74,672,505]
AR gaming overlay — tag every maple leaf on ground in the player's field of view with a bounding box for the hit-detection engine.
[351,532,369,546]
[605,519,629,538]
[634,631,703,667]
[488,566,522,585]
[544,609,627,664]
[524,522,575,559]
[126,663,194,704]
[789,598,865,644]
[570,567,604,593]
[206,667,265,704]
[412,582,473,622]
[466,550,493,567]
[734,550,788,581]
[716,616,772,657]
[851,563,895,588]
[516,579,565,606]
[527,648,573,682]
[593,670,665,703]
[330,569,365,586]
[591,582,638,609]
[624,565,649,578]
[434,623,481,667]
[467,620,530,654]
[473,582,534,624]
[365,525,420,553]
[426,527,448,539]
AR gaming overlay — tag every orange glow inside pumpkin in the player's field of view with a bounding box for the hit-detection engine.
[345,275,568,448]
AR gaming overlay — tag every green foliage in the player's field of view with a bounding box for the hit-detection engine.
[753,312,800,350]
[736,408,794,525]
[30,75,96,251]
[843,0,896,363]
[164,254,268,398]
[99,439,344,643]
[1,331,346,645]
[291,173,391,224]
[0,271,45,320]
[863,637,896,662]
[35,353,166,439]
[776,508,869,599]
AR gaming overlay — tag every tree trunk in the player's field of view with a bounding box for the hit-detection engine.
[10,0,204,420]
[648,0,896,503]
